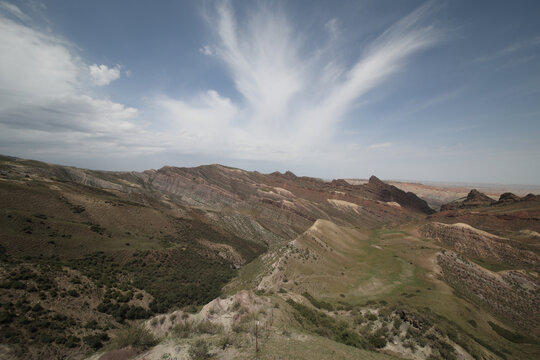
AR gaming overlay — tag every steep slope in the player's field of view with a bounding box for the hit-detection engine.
[420,222,539,271]
[361,176,435,214]
[437,251,539,340]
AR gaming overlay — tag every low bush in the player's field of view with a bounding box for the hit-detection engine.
[302,292,333,311]
[287,299,367,349]
[172,321,193,338]
[365,313,377,321]
[189,339,210,359]
[83,335,104,350]
[114,323,157,349]
[488,321,531,343]
[195,320,223,335]
[65,335,80,348]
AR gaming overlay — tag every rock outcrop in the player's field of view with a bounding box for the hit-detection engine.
[522,193,540,202]
[440,189,495,211]
[361,176,435,214]
[495,192,522,204]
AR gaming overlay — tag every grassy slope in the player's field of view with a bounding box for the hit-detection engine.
[258,331,397,360]
[229,219,539,359]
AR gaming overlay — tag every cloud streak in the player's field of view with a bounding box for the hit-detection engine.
[156,1,443,161]
[475,36,540,62]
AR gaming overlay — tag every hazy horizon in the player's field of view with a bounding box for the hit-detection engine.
[4,152,540,189]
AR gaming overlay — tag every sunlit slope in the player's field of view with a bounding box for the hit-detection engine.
[229,219,539,359]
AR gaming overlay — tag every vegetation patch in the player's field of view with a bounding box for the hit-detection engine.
[287,299,367,349]
[488,321,535,344]
[302,292,334,311]
[113,323,158,350]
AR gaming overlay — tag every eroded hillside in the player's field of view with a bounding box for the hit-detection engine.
[0,156,539,360]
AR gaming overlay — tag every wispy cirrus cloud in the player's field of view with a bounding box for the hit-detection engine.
[475,35,540,62]
[0,1,29,21]
[156,1,444,161]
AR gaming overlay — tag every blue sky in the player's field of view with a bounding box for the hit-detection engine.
[0,0,539,184]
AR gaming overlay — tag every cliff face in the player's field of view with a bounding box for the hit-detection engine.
[420,222,539,271]
[438,251,539,339]
[361,176,435,214]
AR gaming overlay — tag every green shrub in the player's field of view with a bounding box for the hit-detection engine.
[286,299,367,349]
[195,320,223,335]
[172,321,193,338]
[83,335,104,350]
[218,334,235,349]
[488,321,531,343]
[366,330,387,349]
[0,311,14,324]
[65,335,80,348]
[189,339,210,359]
[85,320,98,329]
[10,281,25,290]
[302,292,333,311]
[114,323,157,349]
[366,313,377,321]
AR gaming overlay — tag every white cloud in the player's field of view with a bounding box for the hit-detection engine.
[89,64,121,86]
[155,2,443,161]
[199,45,213,56]
[0,3,141,156]
[0,13,80,105]
[0,1,445,171]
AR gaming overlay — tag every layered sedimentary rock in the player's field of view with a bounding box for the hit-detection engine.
[437,251,539,339]
[361,176,435,214]
[440,189,496,211]
[420,222,539,270]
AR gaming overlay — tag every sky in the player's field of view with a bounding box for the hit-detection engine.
[0,0,539,184]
